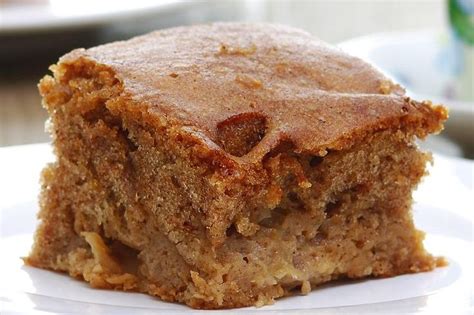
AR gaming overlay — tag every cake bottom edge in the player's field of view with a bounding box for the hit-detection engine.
[24,228,446,310]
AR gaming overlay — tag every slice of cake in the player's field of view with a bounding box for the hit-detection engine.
[25,23,447,309]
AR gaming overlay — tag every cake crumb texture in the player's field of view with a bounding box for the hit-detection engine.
[25,23,447,309]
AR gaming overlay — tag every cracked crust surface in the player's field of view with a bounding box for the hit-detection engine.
[60,23,446,161]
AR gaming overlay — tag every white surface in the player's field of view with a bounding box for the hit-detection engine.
[339,30,474,152]
[0,143,473,314]
[0,0,188,33]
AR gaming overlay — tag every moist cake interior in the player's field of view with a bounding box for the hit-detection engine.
[25,57,445,309]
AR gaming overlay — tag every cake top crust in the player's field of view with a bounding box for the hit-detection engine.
[60,23,447,161]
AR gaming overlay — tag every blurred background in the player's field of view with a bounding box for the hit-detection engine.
[1,0,473,157]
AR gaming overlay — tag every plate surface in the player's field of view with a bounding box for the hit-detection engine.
[0,144,473,314]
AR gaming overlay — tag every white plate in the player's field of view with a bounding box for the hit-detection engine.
[338,30,474,155]
[0,144,473,314]
[0,0,189,34]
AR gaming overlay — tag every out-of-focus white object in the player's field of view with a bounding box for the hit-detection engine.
[0,143,473,314]
[339,30,474,157]
[0,0,192,33]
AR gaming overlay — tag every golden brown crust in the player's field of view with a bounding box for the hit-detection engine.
[59,23,447,163]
